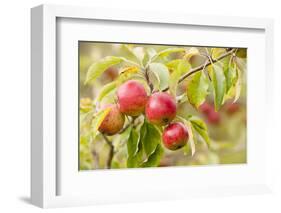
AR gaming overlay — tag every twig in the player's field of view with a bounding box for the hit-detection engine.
[91,149,100,169]
[163,48,236,92]
[102,134,114,169]
[144,67,153,92]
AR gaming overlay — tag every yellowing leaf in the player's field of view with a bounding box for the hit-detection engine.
[186,121,196,156]
[169,60,191,96]
[91,108,111,140]
[119,66,139,79]
[186,71,209,108]
[234,67,242,102]
[166,59,182,71]
[184,47,200,60]
[85,56,123,84]
[211,48,226,60]
[189,116,211,148]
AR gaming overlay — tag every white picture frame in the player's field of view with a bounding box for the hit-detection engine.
[31,4,274,208]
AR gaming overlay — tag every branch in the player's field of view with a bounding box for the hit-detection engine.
[102,134,114,169]
[144,67,153,92]
[163,48,236,92]
[91,149,100,169]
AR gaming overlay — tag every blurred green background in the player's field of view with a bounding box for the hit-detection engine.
[79,42,247,170]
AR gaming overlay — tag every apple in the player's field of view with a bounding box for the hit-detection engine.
[162,122,189,150]
[145,92,177,125]
[98,104,125,135]
[117,80,148,116]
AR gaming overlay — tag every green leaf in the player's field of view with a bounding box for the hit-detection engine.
[123,45,145,66]
[224,63,237,94]
[132,47,145,64]
[147,48,157,59]
[211,63,226,111]
[189,116,210,147]
[140,121,161,158]
[169,60,191,96]
[127,128,143,168]
[149,63,170,91]
[186,71,209,108]
[141,144,164,167]
[85,56,123,84]
[94,82,117,105]
[143,48,157,66]
[155,48,185,59]
[92,108,111,140]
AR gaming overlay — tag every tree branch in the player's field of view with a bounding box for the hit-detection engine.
[163,48,237,92]
[102,134,114,169]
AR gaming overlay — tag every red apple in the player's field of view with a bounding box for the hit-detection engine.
[207,111,220,124]
[117,80,148,116]
[199,102,213,115]
[145,92,177,126]
[162,122,189,150]
[225,103,240,115]
[98,104,125,135]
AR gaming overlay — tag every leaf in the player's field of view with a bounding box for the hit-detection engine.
[233,67,242,102]
[166,59,182,71]
[132,47,145,64]
[186,71,209,108]
[153,48,185,60]
[224,63,237,94]
[149,63,170,91]
[211,63,226,111]
[141,144,164,167]
[127,128,143,168]
[85,56,123,84]
[91,108,111,140]
[94,82,117,105]
[140,121,161,158]
[186,121,196,156]
[169,60,191,96]
[123,44,145,64]
[147,48,157,59]
[189,116,210,147]
[177,116,196,156]
[117,66,139,84]
[211,48,226,60]
[184,47,200,60]
[143,48,157,66]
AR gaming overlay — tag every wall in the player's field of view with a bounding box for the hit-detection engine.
[0,0,280,212]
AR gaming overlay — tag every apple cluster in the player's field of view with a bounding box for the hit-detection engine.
[98,80,189,151]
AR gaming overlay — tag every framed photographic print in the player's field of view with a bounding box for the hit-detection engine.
[31,4,274,208]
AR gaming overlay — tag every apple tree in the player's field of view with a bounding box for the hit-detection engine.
[80,45,246,169]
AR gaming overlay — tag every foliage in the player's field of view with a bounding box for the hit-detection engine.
[79,44,247,169]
